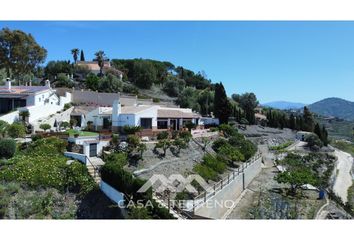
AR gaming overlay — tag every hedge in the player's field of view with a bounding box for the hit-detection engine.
[0,139,16,159]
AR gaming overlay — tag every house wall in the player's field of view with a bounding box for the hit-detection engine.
[64,152,87,164]
[134,107,158,128]
[70,90,121,106]
[85,107,112,130]
[117,114,136,127]
[100,181,125,206]
[82,140,110,157]
[0,110,19,123]
[19,91,71,123]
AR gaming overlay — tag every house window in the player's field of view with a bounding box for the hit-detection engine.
[157,119,168,129]
[140,118,152,129]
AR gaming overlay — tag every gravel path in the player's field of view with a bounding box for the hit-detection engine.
[332,149,354,203]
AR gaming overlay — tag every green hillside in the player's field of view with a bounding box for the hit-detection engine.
[309,97,354,121]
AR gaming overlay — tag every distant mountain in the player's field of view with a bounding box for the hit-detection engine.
[262,101,306,110]
[308,97,354,121]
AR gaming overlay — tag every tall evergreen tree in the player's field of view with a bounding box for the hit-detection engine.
[289,114,296,130]
[303,107,315,132]
[314,123,322,140]
[214,82,232,124]
[80,50,85,61]
[321,125,329,146]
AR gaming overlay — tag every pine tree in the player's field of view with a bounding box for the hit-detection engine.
[80,50,85,61]
[214,82,232,124]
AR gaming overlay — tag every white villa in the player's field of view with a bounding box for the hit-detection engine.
[71,100,202,136]
[0,79,71,124]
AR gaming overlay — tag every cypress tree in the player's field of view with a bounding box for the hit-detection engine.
[289,113,296,130]
[314,123,322,140]
[321,125,329,146]
[80,50,85,61]
[303,107,315,132]
[214,82,232,124]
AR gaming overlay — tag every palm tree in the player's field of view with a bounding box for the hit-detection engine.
[71,48,80,64]
[94,50,106,76]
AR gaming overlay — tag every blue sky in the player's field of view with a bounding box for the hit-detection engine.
[1,21,354,104]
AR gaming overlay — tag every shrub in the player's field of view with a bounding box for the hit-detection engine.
[39,123,51,132]
[122,84,139,94]
[123,125,142,135]
[31,134,43,142]
[63,103,72,111]
[172,137,188,155]
[69,119,77,128]
[238,140,257,160]
[179,131,192,142]
[228,133,245,146]
[152,98,160,103]
[137,143,147,159]
[0,139,16,159]
[184,121,196,131]
[305,134,323,150]
[101,161,147,198]
[193,164,219,182]
[155,139,171,156]
[111,133,119,146]
[157,131,169,140]
[7,122,26,138]
[0,120,9,138]
[171,130,179,139]
[60,121,70,129]
[212,138,229,152]
[28,137,67,154]
[127,135,140,149]
[105,152,128,167]
[0,138,94,195]
[218,145,245,164]
[218,124,238,137]
[203,154,227,174]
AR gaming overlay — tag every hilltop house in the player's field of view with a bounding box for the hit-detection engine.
[76,61,123,80]
[0,79,71,124]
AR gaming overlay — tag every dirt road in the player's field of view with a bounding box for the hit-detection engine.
[332,149,353,203]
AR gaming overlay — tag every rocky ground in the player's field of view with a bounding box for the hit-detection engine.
[226,165,326,219]
[237,125,296,146]
[316,200,352,219]
[126,139,213,180]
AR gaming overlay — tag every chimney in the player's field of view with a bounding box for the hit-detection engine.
[5,78,11,90]
[112,99,121,128]
[45,79,51,88]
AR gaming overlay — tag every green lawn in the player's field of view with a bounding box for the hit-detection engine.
[66,129,98,137]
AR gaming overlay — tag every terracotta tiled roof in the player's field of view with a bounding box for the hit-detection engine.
[0,86,50,95]
[76,61,111,71]
[157,109,200,118]
[71,106,97,116]
[121,105,154,114]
